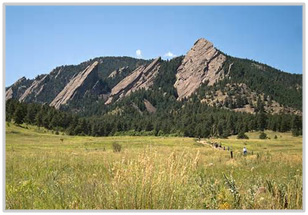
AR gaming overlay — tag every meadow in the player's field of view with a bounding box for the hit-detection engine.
[6,123,302,210]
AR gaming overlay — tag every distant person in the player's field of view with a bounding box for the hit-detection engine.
[227,146,230,151]
[243,147,247,156]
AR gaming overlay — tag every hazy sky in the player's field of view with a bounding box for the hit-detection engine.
[5,5,303,86]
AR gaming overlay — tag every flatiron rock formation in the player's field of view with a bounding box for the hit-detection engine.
[174,38,226,100]
[5,38,302,116]
[105,57,161,104]
[6,77,33,101]
[19,75,49,102]
[50,61,99,109]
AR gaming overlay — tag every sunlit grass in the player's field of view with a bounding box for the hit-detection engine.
[6,123,302,209]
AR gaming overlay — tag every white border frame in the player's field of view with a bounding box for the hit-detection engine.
[1,1,305,214]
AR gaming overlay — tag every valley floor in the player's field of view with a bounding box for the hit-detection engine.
[6,123,302,210]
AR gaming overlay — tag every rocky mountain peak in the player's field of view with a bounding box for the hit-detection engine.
[193,38,213,49]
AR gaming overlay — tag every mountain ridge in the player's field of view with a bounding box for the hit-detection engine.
[6,38,302,116]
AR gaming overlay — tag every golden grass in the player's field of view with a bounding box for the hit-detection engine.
[6,123,302,209]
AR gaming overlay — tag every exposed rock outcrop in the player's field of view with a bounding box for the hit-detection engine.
[200,82,302,115]
[108,66,129,78]
[5,88,13,100]
[5,77,30,101]
[13,76,27,87]
[50,61,99,109]
[144,99,156,113]
[105,57,161,104]
[19,75,49,102]
[54,68,63,79]
[174,38,226,100]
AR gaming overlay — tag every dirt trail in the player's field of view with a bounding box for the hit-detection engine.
[197,140,227,150]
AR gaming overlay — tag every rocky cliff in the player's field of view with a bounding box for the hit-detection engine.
[5,77,33,101]
[105,57,161,104]
[50,61,99,109]
[19,75,49,102]
[174,38,226,100]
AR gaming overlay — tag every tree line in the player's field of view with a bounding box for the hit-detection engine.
[6,99,302,138]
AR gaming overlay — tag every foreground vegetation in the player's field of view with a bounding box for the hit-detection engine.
[6,123,302,209]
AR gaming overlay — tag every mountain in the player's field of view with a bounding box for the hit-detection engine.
[6,38,302,137]
[6,38,302,116]
[6,57,149,105]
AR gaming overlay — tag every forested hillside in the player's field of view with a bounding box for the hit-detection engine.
[5,38,302,138]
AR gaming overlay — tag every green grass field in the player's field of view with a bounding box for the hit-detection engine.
[6,123,302,209]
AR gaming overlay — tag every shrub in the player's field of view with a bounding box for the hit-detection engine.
[259,132,267,139]
[237,132,249,139]
[274,135,278,139]
[112,142,122,152]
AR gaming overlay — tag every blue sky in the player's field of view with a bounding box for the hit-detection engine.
[5,5,302,86]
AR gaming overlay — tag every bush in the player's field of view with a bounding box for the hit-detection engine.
[237,132,249,139]
[112,142,122,152]
[259,132,267,139]
[274,135,278,139]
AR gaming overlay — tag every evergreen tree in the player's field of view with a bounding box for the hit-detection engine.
[291,115,302,136]
[13,104,25,125]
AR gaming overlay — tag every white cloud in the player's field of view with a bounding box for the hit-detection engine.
[136,49,142,58]
[164,51,176,58]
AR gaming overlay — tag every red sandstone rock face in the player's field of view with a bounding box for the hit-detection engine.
[174,38,226,100]
[105,57,161,104]
[50,61,99,109]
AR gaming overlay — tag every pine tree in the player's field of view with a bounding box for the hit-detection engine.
[291,115,302,136]
[25,104,37,124]
[13,104,25,125]
[35,110,44,128]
